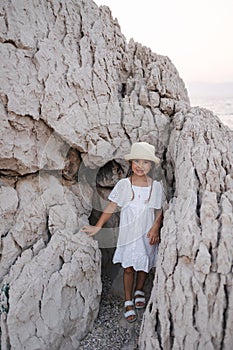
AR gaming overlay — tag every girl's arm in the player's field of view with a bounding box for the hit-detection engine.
[81,201,118,237]
[147,209,163,245]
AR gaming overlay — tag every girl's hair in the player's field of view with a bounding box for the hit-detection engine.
[126,161,154,203]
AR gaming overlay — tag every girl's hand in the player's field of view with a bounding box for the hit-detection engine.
[80,225,101,237]
[147,228,160,245]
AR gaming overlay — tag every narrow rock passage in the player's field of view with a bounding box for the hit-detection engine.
[79,275,144,350]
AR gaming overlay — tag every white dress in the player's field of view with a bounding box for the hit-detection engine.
[108,178,164,273]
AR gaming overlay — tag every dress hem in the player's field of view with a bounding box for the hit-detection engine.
[112,259,155,273]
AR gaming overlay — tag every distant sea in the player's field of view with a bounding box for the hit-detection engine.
[189,96,233,130]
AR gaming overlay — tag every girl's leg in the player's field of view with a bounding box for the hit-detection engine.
[134,270,147,308]
[123,266,135,301]
[135,270,147,291]
[123,267,136,322]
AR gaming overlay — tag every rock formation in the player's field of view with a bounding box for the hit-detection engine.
[139,108,233,349]
[0,0,232,349]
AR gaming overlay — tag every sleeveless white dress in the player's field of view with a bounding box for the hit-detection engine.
[108,178,164,272]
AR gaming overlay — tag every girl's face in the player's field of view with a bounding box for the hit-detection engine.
[131,159,152,176]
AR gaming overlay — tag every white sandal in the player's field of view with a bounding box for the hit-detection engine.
[134,290,146,309]
[124,300,137,323]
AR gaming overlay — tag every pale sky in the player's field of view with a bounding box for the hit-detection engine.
[94,0,233,89]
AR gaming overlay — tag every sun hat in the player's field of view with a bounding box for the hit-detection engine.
[124,142,160,164]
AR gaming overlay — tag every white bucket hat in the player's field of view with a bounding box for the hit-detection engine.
[124,142,160,164]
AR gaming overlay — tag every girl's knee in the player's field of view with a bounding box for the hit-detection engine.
[124,266,134,275]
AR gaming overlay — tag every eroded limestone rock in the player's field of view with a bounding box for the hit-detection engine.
[3,231,101,350]
[139,108,233,350]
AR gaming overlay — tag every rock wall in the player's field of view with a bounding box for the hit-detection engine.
[139,108,233,349]
[0,0,232,349]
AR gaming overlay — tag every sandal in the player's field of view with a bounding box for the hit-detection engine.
[134,290,146,309]
[124,300,137,323]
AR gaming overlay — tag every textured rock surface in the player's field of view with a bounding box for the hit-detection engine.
[0,173,102,349]
[139,109,233,349]
[0,0,232,349]
[4,231,101,350]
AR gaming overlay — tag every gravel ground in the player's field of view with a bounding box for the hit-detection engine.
[79,276,143,350]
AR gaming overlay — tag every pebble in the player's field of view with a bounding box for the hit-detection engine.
[79,276,143,350]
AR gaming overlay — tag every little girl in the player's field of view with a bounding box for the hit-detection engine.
[81,142,164,323]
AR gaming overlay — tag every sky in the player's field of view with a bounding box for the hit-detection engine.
[94,0,233,97]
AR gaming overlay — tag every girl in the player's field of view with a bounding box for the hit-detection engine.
[81,142,164,323]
